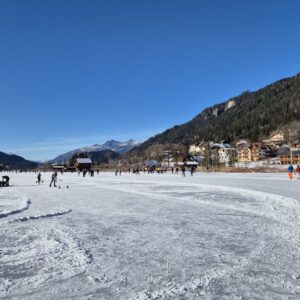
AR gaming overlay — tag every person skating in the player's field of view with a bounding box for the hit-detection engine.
[37,172,42,184]
[296,165,300,179]
[288,164,294,180]
[181,166,186,177]
[190,166,194,176]
[49,171,58,187]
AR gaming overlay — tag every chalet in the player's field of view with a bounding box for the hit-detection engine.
[263,130,285,148]
[76,158,92,171]
[278,148,300,165]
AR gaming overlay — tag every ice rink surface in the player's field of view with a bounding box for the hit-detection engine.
[1,171,300,299]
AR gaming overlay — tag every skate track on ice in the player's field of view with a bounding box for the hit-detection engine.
[0,172,300,299]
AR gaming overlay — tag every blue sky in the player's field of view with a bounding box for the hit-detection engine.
[1,0,300,161]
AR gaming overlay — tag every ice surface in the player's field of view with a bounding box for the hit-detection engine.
[0,172,300,299]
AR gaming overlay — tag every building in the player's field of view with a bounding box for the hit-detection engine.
[161,158,176,168]
[263,130,285,148]
[290,142,300,152]
[51,164,65,172]
[251,143,274,161]
[236,140,252,162]
[76,158,92,171]
[189,142,207,156]
[278,148,300,165]
[216,145,236,166]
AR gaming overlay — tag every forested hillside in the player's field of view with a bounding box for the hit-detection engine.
[132,73,300,154]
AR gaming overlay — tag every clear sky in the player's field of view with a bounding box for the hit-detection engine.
[1,0,300,161]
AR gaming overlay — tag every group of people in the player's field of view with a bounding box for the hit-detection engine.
[33,164,300,187]
[287,164,300,180]
[79,169,98,177]
[114,166,197,177]
[36,171,58,187]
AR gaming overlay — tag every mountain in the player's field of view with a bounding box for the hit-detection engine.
[84,150,120,164]
[130,73,300,155]
[0,151,39,169]
[50,139,141,163]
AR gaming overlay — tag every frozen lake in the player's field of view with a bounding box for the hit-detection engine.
[0,172,300,299]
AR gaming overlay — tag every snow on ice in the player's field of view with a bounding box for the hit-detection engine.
[0,172,300,299]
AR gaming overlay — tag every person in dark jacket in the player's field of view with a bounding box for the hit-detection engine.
[49,171,58,187]
[181,166,186,177]
[37,172,42,184]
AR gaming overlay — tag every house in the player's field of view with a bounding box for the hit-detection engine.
[290,142,300,152]
[161,158,176,168]
[216,144,236,166]
[189,142,207,156]
[236,140,252,162]
[279,150,300,165]
[263,130,284,147]
[251,143,274,161]
[76,158,92,171]
[51,164,65,172]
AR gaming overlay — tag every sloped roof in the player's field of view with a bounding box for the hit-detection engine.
[76,158,92,164]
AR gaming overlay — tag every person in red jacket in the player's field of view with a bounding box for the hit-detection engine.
[296,165,300,179]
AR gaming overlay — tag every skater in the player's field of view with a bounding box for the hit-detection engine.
[181,166,186,177]
[37,172,42,184]
[296,165,300,179]
[119,169,122,176]
[115,169,118,176]
[190,166,194,176]
[288,164,294,180]
[49,171,58,187]
[83,169,87,177]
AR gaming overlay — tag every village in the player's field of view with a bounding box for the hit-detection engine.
[187,130,300,168]
[35,130,296,174]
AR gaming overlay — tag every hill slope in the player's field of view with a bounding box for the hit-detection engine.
[132,73,300,154]
[86,150,120,164]
[0,151,39,169]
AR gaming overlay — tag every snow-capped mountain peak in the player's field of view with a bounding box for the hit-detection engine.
[49,139,141,163]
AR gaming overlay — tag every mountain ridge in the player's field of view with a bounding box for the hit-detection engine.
[129,73,300,155]
[0,151,39,169]
[49,139,141,163]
